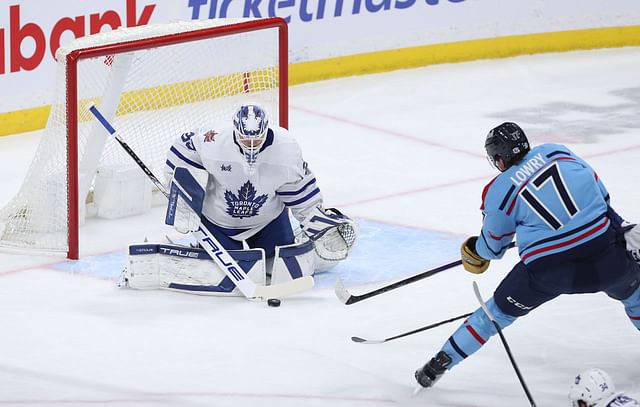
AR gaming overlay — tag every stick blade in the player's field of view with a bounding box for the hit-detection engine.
[334,277,353,304]
[253,275,314,300]
[351,336,383,344]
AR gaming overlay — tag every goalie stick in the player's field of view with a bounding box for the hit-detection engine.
[351,312,472,344]
[335,242,516,305]
[472,281,537,407]
[89,105,313,301]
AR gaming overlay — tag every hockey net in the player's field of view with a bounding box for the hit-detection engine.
[0,18,288,259]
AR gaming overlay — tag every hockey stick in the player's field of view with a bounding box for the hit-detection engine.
[89,105,313,300]
[351,312,472,344]
[335,259,460,305]
[335,242,516,305]
[472,281,537,407]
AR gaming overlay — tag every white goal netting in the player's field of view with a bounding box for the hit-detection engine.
[0,18,285,256]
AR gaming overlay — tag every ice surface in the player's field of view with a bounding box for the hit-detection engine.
[1,47,639,406]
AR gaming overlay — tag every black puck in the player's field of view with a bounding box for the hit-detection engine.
[267,298,281,307]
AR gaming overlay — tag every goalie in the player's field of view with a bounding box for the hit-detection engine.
[120,103,359,295]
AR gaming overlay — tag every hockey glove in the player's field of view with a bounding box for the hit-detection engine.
[172,198,200,234]
[166,167,204,234]
[460,236,490,274]
[300,207,359,261]
[624,223,640,263]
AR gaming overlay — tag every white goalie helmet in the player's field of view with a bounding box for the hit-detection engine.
[569,368,616,407]
[233,103,269,166]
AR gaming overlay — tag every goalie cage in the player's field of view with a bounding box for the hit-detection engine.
[0,17,288,259]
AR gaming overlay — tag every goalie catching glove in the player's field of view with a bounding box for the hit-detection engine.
[300,207,359,261]
[461,236,490,274]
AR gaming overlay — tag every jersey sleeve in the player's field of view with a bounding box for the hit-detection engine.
[477,210,516,260]
[164,131,206,183]
[276,157,323,221]
[475,180,517,260]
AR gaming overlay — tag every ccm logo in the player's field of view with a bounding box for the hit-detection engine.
[507,296,532,311]
[0,0,156,75]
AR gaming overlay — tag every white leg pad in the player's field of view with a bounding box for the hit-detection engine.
[270,240,316,286]
[123,243,266,296]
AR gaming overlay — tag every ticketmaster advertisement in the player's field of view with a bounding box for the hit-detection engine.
[0,0,638,118]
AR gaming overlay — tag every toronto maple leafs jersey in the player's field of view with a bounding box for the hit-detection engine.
[164,124,323,239]
[600,393,640,407]
[476,143,610,264]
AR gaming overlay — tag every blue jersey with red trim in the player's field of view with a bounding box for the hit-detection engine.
[476,144,610,264]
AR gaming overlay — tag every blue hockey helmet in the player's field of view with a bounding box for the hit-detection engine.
[485,122,530,171]
[233,104,269,165]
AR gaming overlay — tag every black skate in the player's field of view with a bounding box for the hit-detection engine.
[415,351,452,388]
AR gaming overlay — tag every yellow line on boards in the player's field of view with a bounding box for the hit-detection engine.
[2,25,639,137]
[289,25,640,84]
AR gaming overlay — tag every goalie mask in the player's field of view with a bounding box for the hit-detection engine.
[233,104,269,166]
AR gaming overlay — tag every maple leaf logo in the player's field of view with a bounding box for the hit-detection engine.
[224,181,268,219]
[242,114,263,134]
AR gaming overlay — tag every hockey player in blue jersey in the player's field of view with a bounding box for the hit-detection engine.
[415,122,640,389]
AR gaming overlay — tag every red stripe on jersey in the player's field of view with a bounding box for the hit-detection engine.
[489,231,515,240]
[465,324,486,345]
[521,217,609,262]
[628,314,640,321]
[506,157,577,216]
[481,176,499,211]
[555,157,577,162]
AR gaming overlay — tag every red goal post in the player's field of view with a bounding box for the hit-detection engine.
[0,18,289,259]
